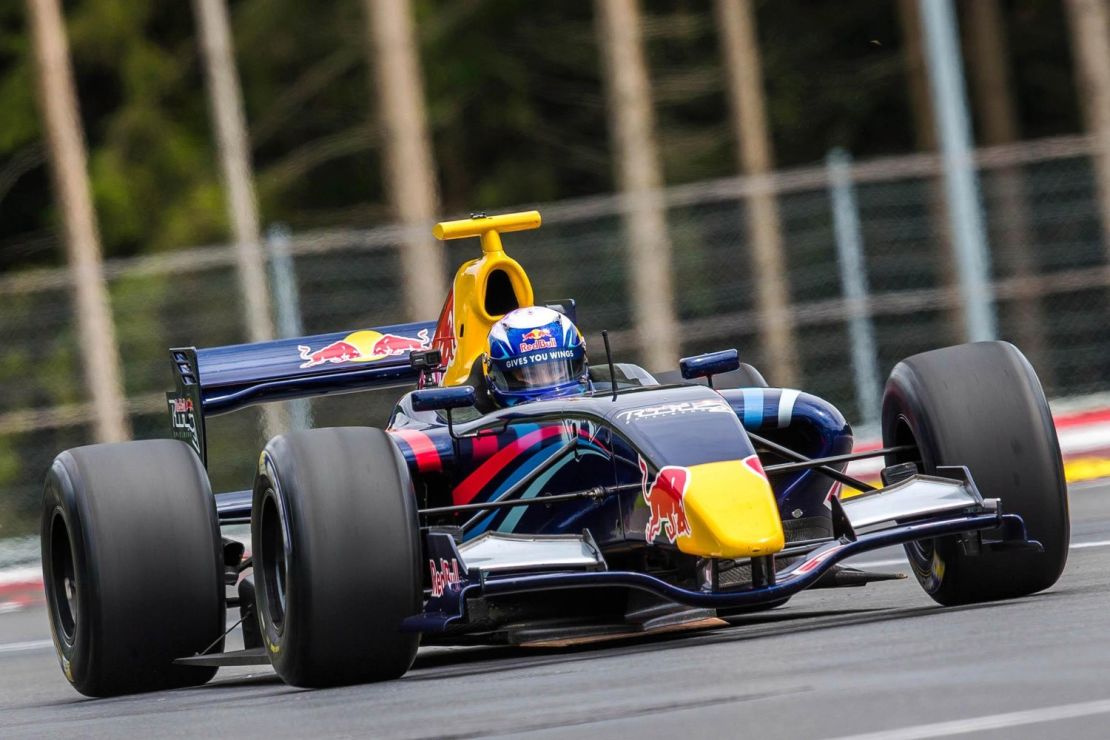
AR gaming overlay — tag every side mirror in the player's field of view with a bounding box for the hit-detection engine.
[411,385,475,412]
[679,349,740,389]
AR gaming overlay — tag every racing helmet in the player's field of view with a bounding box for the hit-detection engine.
[484,306,589,407]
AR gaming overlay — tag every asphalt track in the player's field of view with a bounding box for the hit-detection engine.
[3,480,1110,739]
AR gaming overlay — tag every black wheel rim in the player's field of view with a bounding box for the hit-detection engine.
[259,490,288,633]
[48,510,78,646]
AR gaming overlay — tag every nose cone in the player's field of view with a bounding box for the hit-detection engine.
[675,458,785,559]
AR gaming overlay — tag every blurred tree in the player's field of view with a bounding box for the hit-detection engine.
[1065,0,1110,259]
[25,0,129,442]
[0,0,1090,270]
[363,0,447,318]
[963,0,1048,376]
[715,0,797,387]
[595,0,678,371]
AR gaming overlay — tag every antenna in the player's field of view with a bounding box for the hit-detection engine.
[601,330,617,401]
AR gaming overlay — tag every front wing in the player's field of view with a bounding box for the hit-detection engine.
[404,467,1039,633]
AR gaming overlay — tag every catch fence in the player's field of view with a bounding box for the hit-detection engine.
[1,133,1107,536]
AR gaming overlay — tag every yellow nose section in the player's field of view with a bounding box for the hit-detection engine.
[674,459,785,559]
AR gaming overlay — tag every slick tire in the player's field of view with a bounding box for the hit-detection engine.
[252,427,421,687]
[41,440,224,697]
[881,341,1069,606]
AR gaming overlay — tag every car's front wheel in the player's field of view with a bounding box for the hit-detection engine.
[882,341,1069,605]
[252,427,422,687]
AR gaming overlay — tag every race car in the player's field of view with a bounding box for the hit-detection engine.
[40,211,1069,696]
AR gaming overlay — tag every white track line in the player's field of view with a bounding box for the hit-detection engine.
[851,538,1110,569]
[0,639,53,655]
[1072,538,1110,549]
[827,697,1110,740]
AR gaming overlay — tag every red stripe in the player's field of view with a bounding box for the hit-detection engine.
[452,426,565,505]
[390,430,442,473]
[471,431,501,461]
[1054,407,1110,429]
[851,406,1110,453]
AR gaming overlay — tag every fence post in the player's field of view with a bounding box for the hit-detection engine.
[918,0,998,342]
[267,225,313,432]
[827,149,881,427]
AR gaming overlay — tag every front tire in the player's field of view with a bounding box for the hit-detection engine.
[41,440,224,696]
[252,427,421,687]
[882,341,1069,606]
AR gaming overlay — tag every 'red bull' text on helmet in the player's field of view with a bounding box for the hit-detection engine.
[483,306,589,407]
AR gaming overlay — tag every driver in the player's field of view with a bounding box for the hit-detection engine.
[482,306,590,407]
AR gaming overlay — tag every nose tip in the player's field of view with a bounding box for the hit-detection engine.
[675,460,785,559]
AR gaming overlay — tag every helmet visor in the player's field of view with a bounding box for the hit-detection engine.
[490,350,586,392]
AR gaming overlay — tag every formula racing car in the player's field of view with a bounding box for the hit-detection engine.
[41,211,1070,695]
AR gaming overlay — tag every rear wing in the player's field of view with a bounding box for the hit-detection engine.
[166,321,435,465]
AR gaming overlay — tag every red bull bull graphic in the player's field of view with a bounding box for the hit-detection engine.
[298,328,430,369]
[639,456,693,545]
[518,327,557,353]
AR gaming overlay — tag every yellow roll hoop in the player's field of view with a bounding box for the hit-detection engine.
[433,211,542,253]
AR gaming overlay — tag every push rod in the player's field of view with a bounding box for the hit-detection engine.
[746,431,878,492]
[762,445,915,474]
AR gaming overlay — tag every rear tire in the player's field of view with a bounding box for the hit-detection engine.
[881,341,1069,606]
[41,440,224,696]
[252,427,421,687]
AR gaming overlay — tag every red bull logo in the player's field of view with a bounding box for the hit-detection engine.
[298,328,430,369]
[518,327,557,352]
[429,558,461,597]
[639,457,693,545]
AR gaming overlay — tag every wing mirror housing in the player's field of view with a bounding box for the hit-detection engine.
[679,349,740,389]
[411,385,475,412]
[410,385,476,448]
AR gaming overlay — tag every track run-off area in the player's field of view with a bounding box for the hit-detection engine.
[0,478,1106,739]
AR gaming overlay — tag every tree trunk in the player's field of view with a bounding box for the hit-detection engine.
[193,0,285,438]
[364,0,448,320]
[714,0,798,387]
[1065,0,1110,262]
[964,0,1049,381]
[595,0,679,371]
[26,0,130,442]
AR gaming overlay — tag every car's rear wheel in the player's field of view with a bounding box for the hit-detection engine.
[252,427,421,687]
[881,341,1069,606]
[41,440,224,696]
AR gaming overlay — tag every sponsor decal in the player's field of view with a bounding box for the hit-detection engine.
[429,558,462,597]
[518,327,557,352]
[617,398,733,424]
[168,396,201,457]
[298,328,430,368]
[502,348,578,370]
[640,456,693,545]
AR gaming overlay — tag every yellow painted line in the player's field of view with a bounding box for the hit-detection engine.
[1064,457,1110,484]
